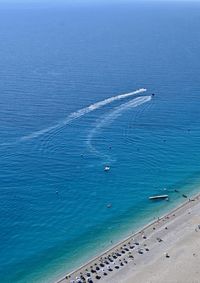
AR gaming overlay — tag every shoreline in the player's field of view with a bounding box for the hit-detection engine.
[57,192,200,283]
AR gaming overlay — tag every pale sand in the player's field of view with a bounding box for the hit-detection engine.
[58,195,200,283]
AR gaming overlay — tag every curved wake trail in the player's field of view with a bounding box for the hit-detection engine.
[19,88,146,142]
[86,95,152,160]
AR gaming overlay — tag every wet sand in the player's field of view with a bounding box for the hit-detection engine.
[57,194,200,283]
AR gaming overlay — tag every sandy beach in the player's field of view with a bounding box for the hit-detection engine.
[58,194,200,283]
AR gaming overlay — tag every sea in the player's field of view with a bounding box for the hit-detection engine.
[1,1,200,282]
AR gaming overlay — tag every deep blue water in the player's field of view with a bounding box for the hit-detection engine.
[1,1,200,282]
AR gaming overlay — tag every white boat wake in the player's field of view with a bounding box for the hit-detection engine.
[86,95,152,159]
[11,88,147,144]
[0,88,147,147]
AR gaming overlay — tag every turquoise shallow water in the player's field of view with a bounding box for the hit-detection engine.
[1,1,200,282]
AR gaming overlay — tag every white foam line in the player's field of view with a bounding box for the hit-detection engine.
[87,95,152,157]
[19,88,147,141]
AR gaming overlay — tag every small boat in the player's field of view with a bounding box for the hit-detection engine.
[104,166,110,172]
[149,194,168,200]
[151,93,155,96]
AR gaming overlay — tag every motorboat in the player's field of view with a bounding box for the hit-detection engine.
[104,166,110,172]
[149,194,168,200]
